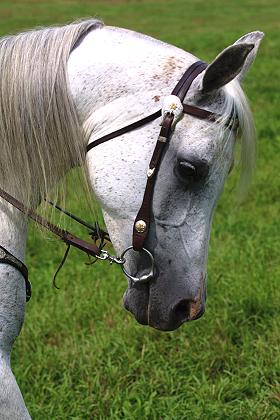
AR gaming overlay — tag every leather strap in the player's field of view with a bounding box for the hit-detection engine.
[132,113,174,250]
[0,245,31,302]
[0,188,102,258]
[183,104,218,122]
[86,102,220,153]
[132,61,209,250]
[172,61,207,99]
[86,110,162,152]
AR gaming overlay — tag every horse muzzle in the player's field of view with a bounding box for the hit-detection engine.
[123,273,207,331]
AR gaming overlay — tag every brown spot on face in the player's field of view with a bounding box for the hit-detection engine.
[151,56,184,84]
[163,56,182,77]
[153,95,161,102]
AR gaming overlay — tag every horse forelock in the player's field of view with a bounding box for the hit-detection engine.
[0,19,103,210]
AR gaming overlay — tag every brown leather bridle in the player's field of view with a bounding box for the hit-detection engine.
[87,60,223,283]
[0,60,228,299]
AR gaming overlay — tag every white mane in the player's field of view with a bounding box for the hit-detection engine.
[0,19,255,215]
[0,19,102,209]
[223,80,256,193]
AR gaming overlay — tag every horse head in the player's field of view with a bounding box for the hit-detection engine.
[68,26,263,330]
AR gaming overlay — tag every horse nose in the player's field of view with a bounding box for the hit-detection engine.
[170,298,205,327]
[172,299,191,323]
[147,298,205,330]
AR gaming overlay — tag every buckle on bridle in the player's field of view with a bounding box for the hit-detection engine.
[95,249,125,265]
[161,95,183,129]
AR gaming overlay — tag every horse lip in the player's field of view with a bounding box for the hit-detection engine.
[124,302,149,326]
[148,321,184,332]
[127,306,149,325]
[123,283,149,325]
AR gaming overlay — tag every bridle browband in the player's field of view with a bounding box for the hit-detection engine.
[0,60,226,300]
[86,61,217,152]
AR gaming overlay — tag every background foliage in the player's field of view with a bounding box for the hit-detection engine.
[1,0,279,418]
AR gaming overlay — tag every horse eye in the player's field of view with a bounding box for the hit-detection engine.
[175,159,209,184]
[177,161,196,180]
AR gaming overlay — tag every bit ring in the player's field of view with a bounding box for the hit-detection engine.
[120,246,155,284]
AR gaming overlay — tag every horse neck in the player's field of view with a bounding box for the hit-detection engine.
[68,26,196,140]
[0,204,27,261]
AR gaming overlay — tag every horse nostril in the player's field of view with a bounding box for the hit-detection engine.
[172,299,192,322]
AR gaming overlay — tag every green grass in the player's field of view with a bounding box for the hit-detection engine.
[1,0,279,418]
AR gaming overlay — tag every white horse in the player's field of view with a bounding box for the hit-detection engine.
[0,20,263,418]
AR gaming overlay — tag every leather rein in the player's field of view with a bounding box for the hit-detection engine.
[0,60,225,301]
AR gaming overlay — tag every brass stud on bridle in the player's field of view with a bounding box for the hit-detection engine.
[135,220,147,233]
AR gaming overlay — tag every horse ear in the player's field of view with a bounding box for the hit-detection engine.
[202,31,264,93]
[233,31,264,82]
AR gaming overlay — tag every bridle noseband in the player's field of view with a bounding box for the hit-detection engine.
[0,60,226,299]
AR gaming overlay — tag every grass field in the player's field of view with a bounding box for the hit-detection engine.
[1,0,279,418]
